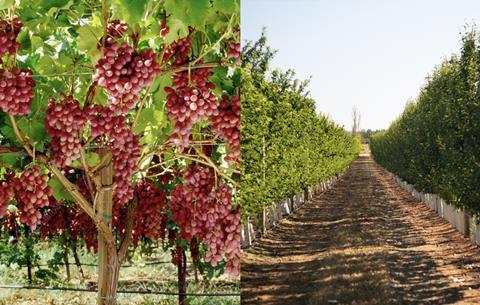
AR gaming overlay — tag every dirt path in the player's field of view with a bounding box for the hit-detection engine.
[241,152,480,305]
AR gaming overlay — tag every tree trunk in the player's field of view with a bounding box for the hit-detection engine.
[63,237,71,282]
[72,240,85,280]
[24,225,32,284]
[178,248,188,305]
[96,150,119,305]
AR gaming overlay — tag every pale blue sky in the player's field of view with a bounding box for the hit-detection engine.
[242,0,480,130]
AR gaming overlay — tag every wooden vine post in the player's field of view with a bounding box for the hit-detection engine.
[96,150,120,305]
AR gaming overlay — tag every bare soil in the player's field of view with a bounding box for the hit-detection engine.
[241,152,480,305]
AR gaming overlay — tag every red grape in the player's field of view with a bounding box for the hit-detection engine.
[0,67,35,115]
[45,94,86,166]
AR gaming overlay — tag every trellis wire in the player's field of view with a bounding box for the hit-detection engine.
[17,260,191,267]
[0,284,240,297]
[30,72,94,78]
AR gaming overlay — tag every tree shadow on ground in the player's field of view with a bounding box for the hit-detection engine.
[241,156,480,305]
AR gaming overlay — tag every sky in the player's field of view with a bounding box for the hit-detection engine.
[241,0,480,130]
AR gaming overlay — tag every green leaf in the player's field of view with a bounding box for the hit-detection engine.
[164,0,211,30]
[40,0,69,10]
[31,35,44,50]
[0,153,18,167]
[48,178,75,202]
[112,0,148,26]
[0,124,16,143]
[164,18,189,45]
[133,108,154,134]
[85,152,100,168]
[152,73,172,104]
[76,26,101,64]
[213,0,239,14]
[17,30,31,51]
[17,119,49,152]
[0,0,14,10]
[37,56,57,74]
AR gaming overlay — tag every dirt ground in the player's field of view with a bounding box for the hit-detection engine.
[241,151,480,305]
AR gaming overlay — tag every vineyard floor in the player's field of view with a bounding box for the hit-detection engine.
[241,151,480,305]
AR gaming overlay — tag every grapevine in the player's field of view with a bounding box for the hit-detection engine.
[0,2,240,303]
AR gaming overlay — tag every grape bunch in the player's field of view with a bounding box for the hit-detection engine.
[0,17,22,58]
[170,164,213,240]
[163,37,191,66]
[107,19,128,39]
[72,178,98,251]
[132,179,167,245]
[70,207,97,252]
[111,128,142,207]
[94,38,160,113]
[203,182,240,275]
[0,180,14,218]
[165,68,219,148]
[13,166,52,230]
[169,164,240,275]
[45,94,86,166]
[39,204,69,239]
[87,105,126,138]
[0,67,36,115]
[211,95,240,164]
[227,42,241,64]
[87,105,142,207]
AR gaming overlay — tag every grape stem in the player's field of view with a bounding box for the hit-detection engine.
[131,85,153,131]
[190,14,236,67]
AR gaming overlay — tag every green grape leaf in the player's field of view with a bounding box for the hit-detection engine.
[17,30,31,51]
[30,35,44,50]
[112,0,148,26]
[164,18,189,45]
[0,0,14,10]
[17,119,48,152]
[0,153,18,167]
[85,152,100,168]
[76,26,101,63]
[152,73,172,104]
[133,108,155,134]
[0,124,16,144]
[48,178,75,202]
[213,0,239,14]
[37,56,57,74]
[164,0,211,30]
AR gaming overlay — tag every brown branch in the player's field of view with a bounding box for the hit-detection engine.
[0,146,23,154]
[7,114,116,250]
[193,147,239,188]
[83,83,97,108]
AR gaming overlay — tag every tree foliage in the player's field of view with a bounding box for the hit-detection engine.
[371,28,480,215]
[241,32,360,218]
